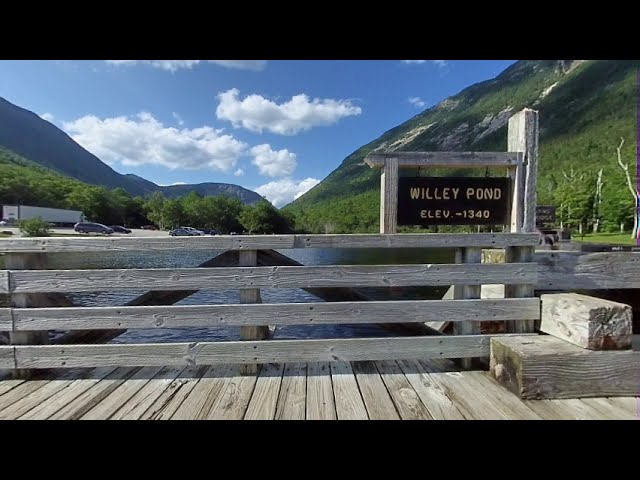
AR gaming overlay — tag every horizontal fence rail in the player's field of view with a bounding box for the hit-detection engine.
[0,232,543,374]
[364,152,523,168]
[0,233,540,253]
[0,334,534,369]
[2,263,538,293]
[2,298,542,331]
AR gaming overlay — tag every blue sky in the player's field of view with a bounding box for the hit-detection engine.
[0,60,516,206]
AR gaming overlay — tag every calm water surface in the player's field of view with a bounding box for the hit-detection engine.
[43,248,454,343]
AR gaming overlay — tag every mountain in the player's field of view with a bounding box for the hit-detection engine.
[285,60,639,233]
[0,97,263,204]
[160,182,264,203]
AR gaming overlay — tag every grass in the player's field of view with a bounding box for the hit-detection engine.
[573,232,638,245]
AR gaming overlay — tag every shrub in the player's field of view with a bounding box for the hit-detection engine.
[17,217,52,237]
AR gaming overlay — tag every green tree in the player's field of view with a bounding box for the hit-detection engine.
[162,199,185,229]
[240,200,293,234]
[203,195,244,233]
[143,191,167,229]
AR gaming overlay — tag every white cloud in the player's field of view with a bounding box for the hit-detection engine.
[408,97,426,108]
[106,60,266,72]
[63,112,247,172]
[401,60,448,68]
[250,144,297,177]
[40,112,55,122]
[216,88,362,135]
[255,178,320,207]
[171,182,187,186]
[234,168,245,177]
[172,112,184,126]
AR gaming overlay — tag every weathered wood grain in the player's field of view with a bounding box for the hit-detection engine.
[607,397,638,415]
[330,362,368,420]
[170,365,233,420]
[239,250,268,375]
[244,363,285,420]
[0,271,8,294]
[376,360,433,420]
[47,368,140,420]
[14,335,501,368]
[53,250,242,346]
[352,361,399,420]
[0,375,79,420]
[80,366,163,419]
[509,109,539,232]
[13,298,541,331]
[0,346,13,369]
[540,293,632,350]
[259,249,440,337]
[206,372,258,420]
[523,398,610,420]
[419,367,509,420]
[0,377,54,412]
[306,362,337,420]
[0,233,540,253]
[8,262,538,293]
[580,397,638,420]
[537,251,640,290]
[109,366,186,420]
[138,366,207,420]
[453,247,482,369]
[380,157,398,233]
[19,367,118,420]
[397,359,465,420]
[505,246,536,333]
[365,151,522,168]
[275,363,307,420]
[5,253,50,379]
[0,369,77,413]
[490,335,640,399]
[0,377,25,397]
[462,371,541,420]
[0,308,11,331]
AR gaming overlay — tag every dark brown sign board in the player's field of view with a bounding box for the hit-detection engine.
[536,205,556,225]
[397,177,510,226]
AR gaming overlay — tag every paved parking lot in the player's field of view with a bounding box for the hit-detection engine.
[0,227,168,238]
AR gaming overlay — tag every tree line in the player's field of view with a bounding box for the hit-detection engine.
[0,148,294,234]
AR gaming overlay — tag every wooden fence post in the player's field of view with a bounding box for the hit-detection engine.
[505,109,539,333]
[239,250,269,375]
[6,253,50,379]
[453,247,482,368]
[380,157,399,234]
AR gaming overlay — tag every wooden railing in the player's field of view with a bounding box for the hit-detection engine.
[0,233,540,374]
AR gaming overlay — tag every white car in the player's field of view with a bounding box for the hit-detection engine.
[0,220,7,226]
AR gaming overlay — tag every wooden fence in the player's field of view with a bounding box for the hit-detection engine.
[0,233,540,374]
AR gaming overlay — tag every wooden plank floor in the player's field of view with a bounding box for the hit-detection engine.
[0,362,637,420]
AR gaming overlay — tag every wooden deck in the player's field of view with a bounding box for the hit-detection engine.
[1,359,636,420]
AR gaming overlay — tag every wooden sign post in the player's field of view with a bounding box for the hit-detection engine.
[365,109,540,362]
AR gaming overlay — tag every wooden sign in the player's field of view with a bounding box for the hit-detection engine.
[536,206,556,225]
[397,177,510,225]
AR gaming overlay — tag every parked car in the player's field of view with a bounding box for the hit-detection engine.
[179,226,205,236]
[74,222,114,234]
[169,228,199,236]
[109,225,132,234]
[199,228,221,235]
[141,224,159,230]
[0,220,7,226]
